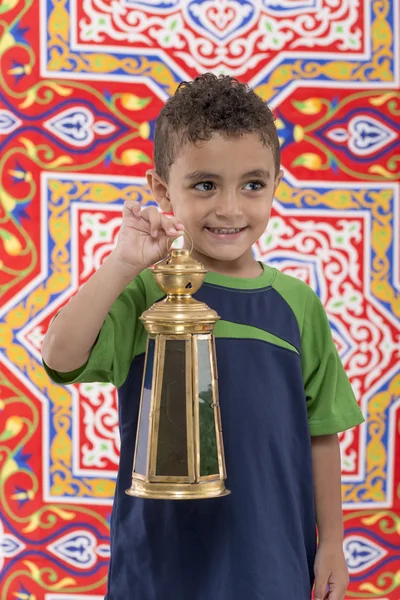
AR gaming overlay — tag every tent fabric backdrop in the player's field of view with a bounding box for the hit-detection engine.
[0,0,399,598]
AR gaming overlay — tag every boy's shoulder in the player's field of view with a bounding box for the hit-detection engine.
[267,267,317,299]
[271,267,319,301]
[269,267,327,331]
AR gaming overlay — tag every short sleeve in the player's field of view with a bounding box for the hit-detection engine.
[301,292,364,436]
[43,274,148,388]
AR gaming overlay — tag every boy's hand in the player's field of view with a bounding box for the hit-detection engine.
[112,200,184,274]
[314,541,349,600]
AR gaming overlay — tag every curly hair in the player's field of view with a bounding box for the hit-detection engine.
[154,73,280,181]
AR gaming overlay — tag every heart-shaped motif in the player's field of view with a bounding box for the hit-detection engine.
[45,107,94,146]
[344,534,387,573]
[187,0,255,42]
[44,107,116,148]
[47,530,98,568]
[327,115,397,157]
[349,116,397,155]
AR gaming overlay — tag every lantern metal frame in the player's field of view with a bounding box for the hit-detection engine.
[126,236,229,500]
[127,334,228,499]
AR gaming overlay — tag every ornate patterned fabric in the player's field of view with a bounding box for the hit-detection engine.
[0,1,399,598]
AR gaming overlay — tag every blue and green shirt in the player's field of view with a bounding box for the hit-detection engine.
[44,263,364,600]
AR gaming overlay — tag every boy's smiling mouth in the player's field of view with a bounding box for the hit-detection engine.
[204,226,248,238]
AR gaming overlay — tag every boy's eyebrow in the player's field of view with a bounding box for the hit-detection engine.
[241,169,271,180]
[185,171,222,181]
[184,169,271,181]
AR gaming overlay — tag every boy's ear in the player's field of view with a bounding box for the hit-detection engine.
[274,169,284,193]
[146,169,172,212]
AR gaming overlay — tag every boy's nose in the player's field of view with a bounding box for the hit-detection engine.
[215,193,243,218]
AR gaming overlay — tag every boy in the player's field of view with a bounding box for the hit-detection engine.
[42,74,364,600]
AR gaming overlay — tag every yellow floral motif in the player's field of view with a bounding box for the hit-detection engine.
[0,231,23,255]
[293,125,305,142]
[0,31,15,55]
[369,165,397,179]
[8,169,33,183]
[0,416,24,440]
[120,93,152,111]
[360,511,400,534]
[19,137,73,168]
[292,98,323,114]
[369,91,400,106]
[0,188,18,213]
[24,560,76,588]
[121,149,152,166]
[0,0,20,14]
[11,489,35,501]
[292,152,322,170]
[139,122,151,139]
[8,63,32,76]
[1,457,19,481]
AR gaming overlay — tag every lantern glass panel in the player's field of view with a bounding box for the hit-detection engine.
[156,339,188,476]
[134,337,155,475]
[198,339,218,476]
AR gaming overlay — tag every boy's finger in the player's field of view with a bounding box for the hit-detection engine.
[161,215,183,236]
[122,201,141,219]
[169,217,185,230]
[314,577,329,600]
[141,207,162,237]
[328,583,347,600]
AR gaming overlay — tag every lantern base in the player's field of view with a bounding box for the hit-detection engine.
[126,477,231,500]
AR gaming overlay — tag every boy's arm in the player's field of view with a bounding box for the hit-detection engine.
[42,251,139,372]
[311,434,349,600]
[42,201,184,374]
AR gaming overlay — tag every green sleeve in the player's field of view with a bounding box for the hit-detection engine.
[43,274,149,388]
[301,291,364,435]
[273,272,364,436]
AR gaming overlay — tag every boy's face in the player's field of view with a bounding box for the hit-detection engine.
[147,133,283,273]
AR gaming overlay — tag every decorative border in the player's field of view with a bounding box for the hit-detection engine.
[40,0,399,96]
[1,173,397,507]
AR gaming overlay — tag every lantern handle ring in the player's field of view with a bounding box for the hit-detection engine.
[166,230,194,255]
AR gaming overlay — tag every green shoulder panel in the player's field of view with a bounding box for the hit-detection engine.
[270,269,314,333]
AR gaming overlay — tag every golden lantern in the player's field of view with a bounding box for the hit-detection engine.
[126,235,230,500]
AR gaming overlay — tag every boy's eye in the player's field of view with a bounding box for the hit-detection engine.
[194,181,215,192]
[244,181,266,191]
[193,180,266,192]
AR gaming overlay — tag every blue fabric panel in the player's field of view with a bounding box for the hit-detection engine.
[194,284,302,354]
